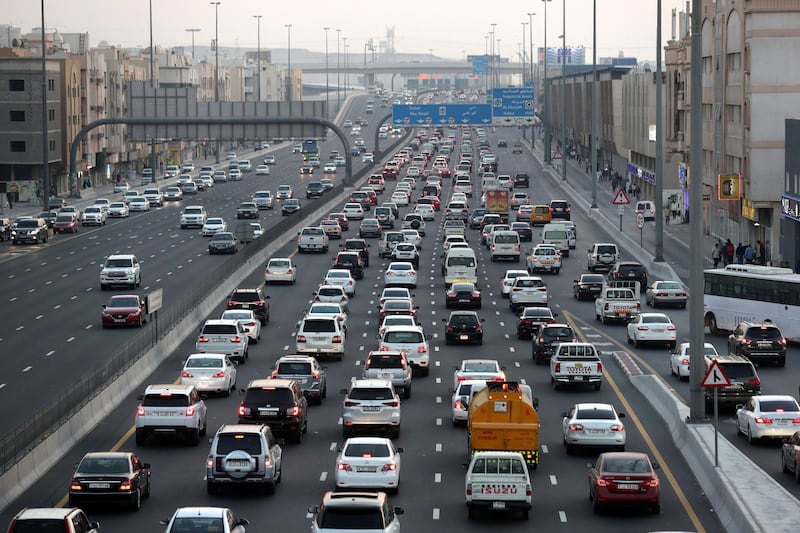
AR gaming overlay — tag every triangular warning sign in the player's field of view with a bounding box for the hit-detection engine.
[701,360,732,388]
[612,188,631,205]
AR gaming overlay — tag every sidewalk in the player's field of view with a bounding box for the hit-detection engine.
[527,137,719,284]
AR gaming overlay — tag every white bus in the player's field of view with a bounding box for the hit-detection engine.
[703,264,800,342]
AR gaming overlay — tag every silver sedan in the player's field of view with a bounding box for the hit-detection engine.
[562,402,626,454]
[645,280,688,308]
[179,354,237,396]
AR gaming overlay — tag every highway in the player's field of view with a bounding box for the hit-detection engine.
[1,113,735,531]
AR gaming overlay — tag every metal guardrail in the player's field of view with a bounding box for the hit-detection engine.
[0,134,408,474]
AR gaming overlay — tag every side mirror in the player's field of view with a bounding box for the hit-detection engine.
[533,397,539,409]
[552,312,559,317]
[560,411,568,417]
[426,334,433,340]
[396,447,404,453]
[441,318,447,323]
[137,394,144,400]
[236,519,250,526]
[585,462,594,468]
[394,507,405,516]
[618,413,626,419]
[101,304,107,309]
[376,333,381,339]
[308,505,319,514]
[339,388,348,395]
[142,463,151,469]
[159,520,169,526]
[652,462,661,470]
[480,318,486,323]
[239,388,246,395]
[265,295,271,299]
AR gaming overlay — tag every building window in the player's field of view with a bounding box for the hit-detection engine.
[49,140,56,151]
[48,109,55,121]
[10,141,26,153]
[48,79,55,91]
[726,52,741,73]
[726,155,742,174]
[9,79,25,91]
[727,105,741,124]
[9,110,25,122]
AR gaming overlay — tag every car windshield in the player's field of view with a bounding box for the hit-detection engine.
[581,275,605,283]
[216,433,263,455]
[77,456,129,474]
[311,305,340,314]
[142,393,190,407]
[344,443,391,457]
[759,399,800,412]
[211,234,234,242]
[576,407,616,420]
[463,362,497,372]
[277,362,313,375]
[384,331,424,343]
[269,260,290,268]
[105,259,133,268]
[543,327,574,339]
[448,256,475,267]
[449,314,478,326]
[231,291,259,302]
[642,315,671,324]
[471,457,526,474]
[319,508,384,529]
[186,357,223,369]
[318,288,344,297]
[385,301,411,310]
[169,518,224,533]
[221,311,253,320]
[452,284,475,292]
[55,215,73,222]
[745,327,782,340]
[602,457,652,474]
[303,319,337,333]
[201,324,237,335]
[656,282,682,290]
[516,279,544,288]
[108,296,139,308]
[207,218,223,225]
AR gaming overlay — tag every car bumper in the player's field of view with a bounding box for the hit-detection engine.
[593,487,659,507]
[335,470,399,489]
[634,332,676,343]
[750,424,800,440]
[564,431,626,448]
[466,499,531,512]
[102,314,141,326]
[446,331,482,343]
[296,345,345,354]
[181,376,229,392]
[265,274,295,283]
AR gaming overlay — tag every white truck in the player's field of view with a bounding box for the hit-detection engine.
[594,283,640,324]
[297,226,329,253]
[465,451,532,521]
[550,342,603,391]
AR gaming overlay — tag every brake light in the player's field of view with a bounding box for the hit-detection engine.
[287,405,302,416]
[381,463,397,471]
[118,478,133,491]
[604,303,609,311]
[754,417,773,424]
[70,479,82,491]
[748,377,761,386]
[333,335,343,343]
[681,357,690,365]
[337,462,352,471]
[637,326,649,331]
[181,371,193,378]
[636,302,641,310]
[287,269,293,274]
[472,292,480,298]
[554,362,561,373]
[297,335,307,343]
[227,300,235,307]
[526,483,532,497]
[238,404,248,416]
[739,338,751,345]
[314,296,321,302]
[568,423,584,431]
[212,371,225,378]
[197,336,210,343]
[245,321,257,327]
[667,325,676,331]
[792,418,800,424]
[598,362,603,373]
[185,407,196,416]
[136,406,145,416]
[344,401,360,407]
[609,424,624,432]
[596,478,608,487]
[417,346,426,353]
[230,336,242,343]
[383,400,399,407]
[643,478,659,488]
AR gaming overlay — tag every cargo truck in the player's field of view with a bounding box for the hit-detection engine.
[483,180,510,224]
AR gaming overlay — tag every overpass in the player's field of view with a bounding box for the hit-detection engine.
[298,60,525,76]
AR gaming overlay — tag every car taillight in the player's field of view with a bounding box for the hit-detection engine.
[681,357,690,365]
[230,336,242,343]
[637,326,649,331]
[227,300,235,307]
[667,325,676,331]
[136,406,145,416]
[472,292,480,298]
[739,338,751,345]
[238,404,248,416]
[466,485,472,496]
[792,418,800,424]
[526,483,532,496]
[181,371,194,378]
[381,463,397,471]
[554,362,561,373]
[597,362,603,373]
[454,399,464,410]
[185,407,195,416]
[265,269,271,274]
[297,335,307,343]
[596,478,608,487]
[748,377,761,386]
[212,371,225,378]
[643,478,659,488]
[417,346,426,353]
[568,423,584,431]
[69,479,82,491]
[246,321,257,327]
[344,401,360,407]
[287,269,293,274]
[609,424,624,432]
[384,400,399,407]
[314,296,321,302]
[337,462,352,471]
[118,478,133,491]
[754,417,773,424]
[333,335,343,343]
[287,405,302,416]
[197,336,209,343]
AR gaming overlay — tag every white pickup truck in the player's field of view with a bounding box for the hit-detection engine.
[550,342,603,391]
[594,283,640,324]
[297,226,329,253]
[465,451,532,521]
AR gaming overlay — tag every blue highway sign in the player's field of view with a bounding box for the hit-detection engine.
[492,86,536,125]
[392,104,492,126]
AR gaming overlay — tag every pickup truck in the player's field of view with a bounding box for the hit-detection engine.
[594,283,640,324]
[465,451,532,521]
[297,226,329,253]
[550,342,603,391]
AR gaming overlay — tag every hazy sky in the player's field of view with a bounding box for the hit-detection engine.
[9,0,687,61]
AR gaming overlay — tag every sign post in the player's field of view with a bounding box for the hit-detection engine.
[635,210,645,247]
[612,188,631,233]
[701,359,732,466]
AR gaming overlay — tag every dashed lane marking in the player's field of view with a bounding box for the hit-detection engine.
[550,475,557,485]
[559,511,567,522]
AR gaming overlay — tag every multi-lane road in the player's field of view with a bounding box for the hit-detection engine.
[1,93,797,531]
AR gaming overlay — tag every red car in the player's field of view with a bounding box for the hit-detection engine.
[101,294,147,328]
[53,214,79,233]
[588,451,661,514]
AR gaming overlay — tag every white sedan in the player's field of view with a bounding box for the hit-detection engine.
[107,202,129,217]
[384,262,417,288]
[453,359,505,389]
[736,395,800,443]
[306,302,348,332]
[669,342,718,381]
[645,280,688,308]
[334,437,402,492]
[451,379,487,425]
[400,229,423,249]
[202,217,227,236]
[323,162,337,173]
[255,164,270,175]
[390,191,410,206]
[324,268,356,296]
[562,402,626,454]
[626,312,677,349]
[161,506,248,533]
[179,353,238,396]
[220,309,262,344]
[128,197,150,212]
[414,204,435,221]
[264,257,297,284]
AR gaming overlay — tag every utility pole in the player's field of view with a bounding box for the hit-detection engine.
[323,27,330,119]
[336,29,341,112]
[40,0,50,207]
[655,0,665,262]
[185,28,200,60]
[210,1,221,164]
[590,0,598,208]
[542,0,552,163]
[253,17,261,102]
[560,0,567,182]
[528,12,535,149]
[285,24,292,101]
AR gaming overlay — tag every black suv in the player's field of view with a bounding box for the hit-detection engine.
[238,379,308,443]
[11,218,49,244]
[533,323,577,364]
[516,307,557,339]
[727,321,787,367]
[306,181,324,199]
[513,173,530,188]
[333,251,365,280]
[549,200,571,220]
[341,238,370,267]
[608,261,648,292]
[703,354,761,412]
[573,273,606,300]
[443,311,485,345]
[227,288,270,324]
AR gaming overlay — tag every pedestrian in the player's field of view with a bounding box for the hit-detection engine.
[724,239,735,266]
[757,240,766,265]
[735,242,745,264]
[670,199,679,221]
[635,185,641,201]
[664,208,670,226]
[5,191,13,209]
[711,242,721,268]
[744,243,755,263]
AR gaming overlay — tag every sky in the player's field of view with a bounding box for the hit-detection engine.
[8,0,688,62]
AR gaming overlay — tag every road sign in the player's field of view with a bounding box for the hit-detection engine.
[392,104,492,126]
[491,87,536,125]
[701,360,732,388]
[612,188,631,205]
[635,210,645,229]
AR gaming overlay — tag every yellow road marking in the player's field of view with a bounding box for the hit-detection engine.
[561,309,705,533]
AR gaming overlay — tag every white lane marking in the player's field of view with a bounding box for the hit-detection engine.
[359,345,365,351]
[499,321,505,327]
[35,315,43,320]
[434,346,440,352]
[362,332,367,337]
[435,377,441,384]
[504,333,510,339]
[435,360,440,367]
[436,418,442,426]
[584,333,601,337]
[559,511,567,522]
[436,396,442,404]
[283,345,289,351]
[71,296,77,300]
[337,417,343,425]
[46,350,55,356]
[515,361,520,367]
[0,384,5,390]
[85,325,93,330]
[9,297,16,302]
[16,326,24,331]
[53,305,61,309]
[432,508,440,520]
[319,471,328,482]
[330,442,337,451]
[354,360,362,366]
[509,347,515,353]
[495,310,500,315]
[434,473,441,483]
[541,444,549,454]
[66,336,75,342]
[45,281,52,285]
[435,443,442,452]
[22,366,32,372]
[550,475,558,485]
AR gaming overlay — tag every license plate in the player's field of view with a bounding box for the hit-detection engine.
[379,373,393,379]
[212,337,225,342]
[362,406,380,412]
[574,375,584,381]
[227,459,250,467]
[88,483,110,489]
[587,429,605,434]
[258,408,278,416]
[617,483,638,490]
[459,298,470,303]
[154,411,177,416]
[492,501,506,510]
[460,334,469,340]
[652,329,665,333]
[617,313,629,318]
[356,466,377,472]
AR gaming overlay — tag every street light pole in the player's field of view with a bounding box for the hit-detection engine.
[560,0,567,181]
[342,37,348,100]
[590,0,598,208]
[253,16,261,102]
[521,23,527,84]
[336,29,341,113]
[490,23,496,92]
[323,27,330,119]
[285,24,292,101]
[185,28,200,61]
[210,1,220,163]
[528,12,536,149]
[40,0,50,207]
[542,0,551,163]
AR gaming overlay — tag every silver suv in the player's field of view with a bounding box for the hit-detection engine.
[206,424,283,495]
[587,243,620,272]
[271,355,328,404]
[362,351,412,399]
[134,384,208,445]
[309,491,403,533]
[341,378,401,438]
[196,319,249,362]
[100,254,141,290]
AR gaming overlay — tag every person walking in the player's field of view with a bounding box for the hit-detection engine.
[664,208,671,226]
[670,199,679,221]
[5,191,13,209]
[711,242,722,268]
[757,240,766,265]
[744,243,755,264]
[735,242,745,264]
[724,239,735,266]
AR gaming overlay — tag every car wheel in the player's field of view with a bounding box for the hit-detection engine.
[188,428,200,446]
[633,337,640,348]
[747,426,756,444]
[592,496,602,514]
[130,488,141,511]
[143,478,151,498]
[260,316,267,325]
[627,335,633,345]
[467,506,476,520]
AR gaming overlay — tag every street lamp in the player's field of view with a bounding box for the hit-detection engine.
[590,0,598,208]
[342,37,348,100]
[210,1,221,163]
[528,12,536,149]
[253,16,261,102]
[285,24,292,101]
[490,23,496,92]
[185,28,200,61]
[336,29,341,112]
[541,0,552,163]
[560,0,567,181]
[323,27,330,119]
[521,23,527,84]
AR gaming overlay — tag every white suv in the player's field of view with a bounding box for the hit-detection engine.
[252,190,274,209]
[341,378,402,438]
[509,276,548,311]
[134,384,208,445]
[587,243,620,272]
[378,325,430,376]
[180,205,208,229]
[296,316,346,360]
[100,254,141,289]
[206,424,283,495]
[196,319,249,362]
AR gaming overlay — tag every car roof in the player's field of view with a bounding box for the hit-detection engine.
[351,378,394,388]
[573,402,616,411]
[173,507,230,518]
[247,378,296,388]
[144,383,196,394]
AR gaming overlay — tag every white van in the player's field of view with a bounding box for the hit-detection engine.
[442,247,478,286]
[541,223,571,257]
[490,230,521,262]
[635,200,655,221]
